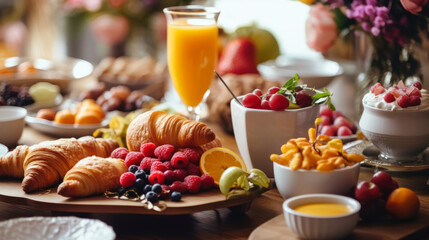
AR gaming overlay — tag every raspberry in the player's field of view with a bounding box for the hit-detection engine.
[148,170,165,185]
[412,81,422,90]
[170,181,187,194]
[397,95,410,108]
[267,86,280,94]
[384,92,395,103]
[154,144,175,161]
[140,142,157,157]
[111,147,129,160]
[252,89,263,97]
[124,151,144,167]
[260,100,270,110]
[242,93,261,109]
[409,96,421,106]
[184,175,201,194]
[163,161,174,170]
[269,93,289,111]
[186,163,201,176]
[120,172,136,188]
[174,169,187,181]
[164,170,176,184]
[295,91,312,108]
[183,148,202,164]
[140,157,159,171]
[171,152,189,169]
[200,174,215,190]
[151,161,168,173]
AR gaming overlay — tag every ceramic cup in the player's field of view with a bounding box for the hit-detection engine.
[230,97,320,177]
[0,106,27,147]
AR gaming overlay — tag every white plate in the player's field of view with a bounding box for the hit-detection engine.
[25,111,114,138]
[0,144,8,156]
[0,216,115,240]
[258,56,343,89]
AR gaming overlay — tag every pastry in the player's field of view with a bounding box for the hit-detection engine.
[57,156,127,198]
[126,110,220,151]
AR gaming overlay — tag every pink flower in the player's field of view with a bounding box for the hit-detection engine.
[305,4,338,52]
[400,0,428,15]
[108,0,127,8]
[90,14,130,46]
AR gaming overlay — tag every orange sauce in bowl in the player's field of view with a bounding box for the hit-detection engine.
[293,202,352,216]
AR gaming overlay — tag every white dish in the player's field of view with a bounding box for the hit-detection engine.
[25,111,113,138]
[283,194,360,239]
[0,216,115,240]
[24,94,63,112]
[0,144,8,157]
[258,56,343,89]
[0,106,27,146]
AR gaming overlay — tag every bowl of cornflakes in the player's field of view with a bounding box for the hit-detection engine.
[271,127,365,199]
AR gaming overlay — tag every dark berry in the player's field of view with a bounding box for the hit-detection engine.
[164,170,176,184]
[117,186,127,196]
[145,191,158,203]
[171,191,182,202]
[171,152,189,169]
[111,147,129,160]
[140,142,157,157]
[143,184,152,194]
[412,81,422,90]
[134,178,145,190]
[134,169,146,180]
[295,91,312,108]
[154,144,175,161]
[128,165,138,173]
[409,96,421,106]
[152,183,162,194]
[149,170,165,185]
[120,172,136,188]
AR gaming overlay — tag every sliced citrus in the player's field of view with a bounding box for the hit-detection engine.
[200,147,247,185]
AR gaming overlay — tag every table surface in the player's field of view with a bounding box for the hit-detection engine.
[1,77,429,240]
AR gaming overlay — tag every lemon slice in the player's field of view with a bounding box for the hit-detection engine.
[200,147,247,185]
[29,82,60,103]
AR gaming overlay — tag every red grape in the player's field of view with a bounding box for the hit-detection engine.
[320,125,336,136]
[320,105,333,118]
[396,95,410,108]
[252,89,263,97]
[268,93,289,111]
[337,126,353,136]
[412,81,422,90]
[267,86,280,95]
[242,93,261,109]
[409,96,421,106]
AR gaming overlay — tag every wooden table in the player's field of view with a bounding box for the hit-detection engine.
[1,123,428,240]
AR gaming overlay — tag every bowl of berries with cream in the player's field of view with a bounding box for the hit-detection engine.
[230,74,335,177]
[359,81,429,162]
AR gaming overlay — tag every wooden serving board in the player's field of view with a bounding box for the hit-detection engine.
[249,212,429,240]
[0,179,265,215]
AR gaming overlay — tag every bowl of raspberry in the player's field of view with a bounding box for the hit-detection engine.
[359,81,429,163]
[230,74,334,177]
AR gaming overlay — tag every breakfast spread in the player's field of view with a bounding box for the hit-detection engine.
[363,81,429,110]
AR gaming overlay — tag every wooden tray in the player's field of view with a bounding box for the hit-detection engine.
[0,179,265,215]
[249,212,429,240]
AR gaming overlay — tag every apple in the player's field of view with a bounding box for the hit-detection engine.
[354,181,382,203]
[370,171,399,198]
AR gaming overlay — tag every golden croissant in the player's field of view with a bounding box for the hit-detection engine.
[57,156,127,198]
[126,110,219,151]
[0,136,118,193]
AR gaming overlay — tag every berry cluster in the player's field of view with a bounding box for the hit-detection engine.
[318,106,357,137]
[0,83,34,107]
[112,143,215,203]
[371,81,423,108]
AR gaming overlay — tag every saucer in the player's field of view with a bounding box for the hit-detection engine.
[0,144,8,157]
[344,140,429,172]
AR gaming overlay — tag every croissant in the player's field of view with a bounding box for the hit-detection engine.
[57,156,127,197]
[0,145,30,178]
[126,110,218,151]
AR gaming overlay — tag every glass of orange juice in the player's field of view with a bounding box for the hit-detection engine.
[163,5,220,121]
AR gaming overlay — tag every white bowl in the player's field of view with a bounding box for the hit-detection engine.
[0,106,27,146]
[231,97,320,177]
[273,162,360,199]
[258,56,343,89]
[359,103,429,162]
[283,194,360,239]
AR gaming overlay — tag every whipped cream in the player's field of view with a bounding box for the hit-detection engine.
[363,89,429,111]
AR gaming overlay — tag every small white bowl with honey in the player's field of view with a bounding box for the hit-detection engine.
[283,194,360,239]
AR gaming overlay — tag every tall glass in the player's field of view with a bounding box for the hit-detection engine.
[163,6,220,121]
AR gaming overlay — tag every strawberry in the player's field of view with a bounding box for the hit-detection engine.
[217,37,259,75]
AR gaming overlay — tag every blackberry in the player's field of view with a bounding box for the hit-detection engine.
[145,191,158,203]
[134,169,146,179]
[117,186,127,196]
[152,183,162,194]
[128,165,138,174]
[171,191,182,202]
[143,184,152,194]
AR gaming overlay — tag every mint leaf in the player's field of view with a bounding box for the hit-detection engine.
[278,74,300,94]
[312,88,335,110]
